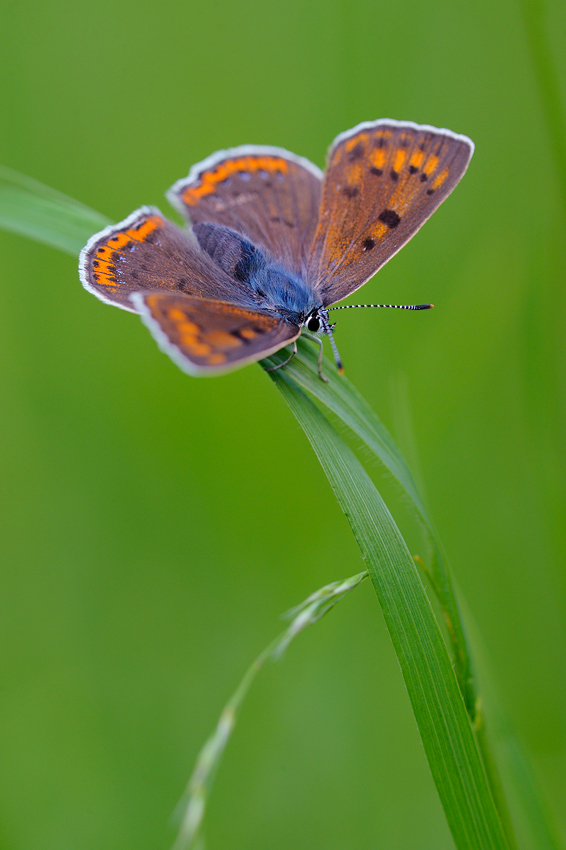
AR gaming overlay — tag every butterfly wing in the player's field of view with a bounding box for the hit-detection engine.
[79,206,261,313]
[306,120,474,305]
[131,291,300,375]
[167,146,323,275]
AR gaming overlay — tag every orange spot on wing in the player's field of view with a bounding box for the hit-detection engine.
[370,148,386,169]
[207,353,228,366]
[344,132,368,152]
[431,167,449,189]
[423,154,439,176]
[373,222,389,240]
[409,150,425,168]
[125,216,161,243]
[167,308,188,322]
[239,327,257,339]
[177,320,201,335]
[182,155,289,205]
[92,271,117,286]
[92,216,162,288]
[182,339,212,356]
[203,331,241,349]
[393,149,407,172]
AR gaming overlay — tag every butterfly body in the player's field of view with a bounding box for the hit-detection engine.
[79,119,474,376]
[193,222,321,324]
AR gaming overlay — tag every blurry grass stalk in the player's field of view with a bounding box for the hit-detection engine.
[0,164,111,254]
[171,571,368,850]
[0,165,561,850]
[520,0,566,220]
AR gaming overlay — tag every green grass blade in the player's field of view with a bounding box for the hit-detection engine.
[264,340,476,715]
[464,605,566,850]
[172,572,368,850]
[519,0,566,220]
[268,368,509,850]
[0,165,110,256]
[263,344,564,849]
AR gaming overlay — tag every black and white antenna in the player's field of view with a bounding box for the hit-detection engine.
[324,302,433,375]
[328,303,433,312]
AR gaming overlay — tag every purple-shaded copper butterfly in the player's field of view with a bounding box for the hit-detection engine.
[79,120,473,378]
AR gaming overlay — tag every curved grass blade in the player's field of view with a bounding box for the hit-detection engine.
[171,572,368,850]
[267,368,509,850]
[0,164,110,256]
[263,339,476,716]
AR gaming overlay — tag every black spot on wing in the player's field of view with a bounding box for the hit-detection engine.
[378,209,401,229]
[347,142,364,161]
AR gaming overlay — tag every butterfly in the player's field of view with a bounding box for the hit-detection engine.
[79,119,474,378]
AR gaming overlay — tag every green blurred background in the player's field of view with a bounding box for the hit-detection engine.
[1,0,565,847]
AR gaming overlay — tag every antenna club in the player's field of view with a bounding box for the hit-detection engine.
[338,366,345,375]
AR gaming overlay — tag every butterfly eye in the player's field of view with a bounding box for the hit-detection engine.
[306,315,321,332]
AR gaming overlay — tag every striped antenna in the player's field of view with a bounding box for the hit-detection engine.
[316,302,432,376]
[328,303,433,311]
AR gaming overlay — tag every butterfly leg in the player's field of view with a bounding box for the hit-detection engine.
[302,333,329,382]
[264,340,298,372]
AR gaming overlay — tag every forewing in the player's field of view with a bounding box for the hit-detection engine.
[79,206,259,313]
[130,291,300,375]
[307,120,474,305]
[167,146,323,274]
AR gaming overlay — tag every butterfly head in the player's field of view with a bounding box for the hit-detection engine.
[301,307,344,374]
[303,310,334,334]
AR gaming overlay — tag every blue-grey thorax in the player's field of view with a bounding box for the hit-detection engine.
[192,221,320,325]
[246,263,319,324]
